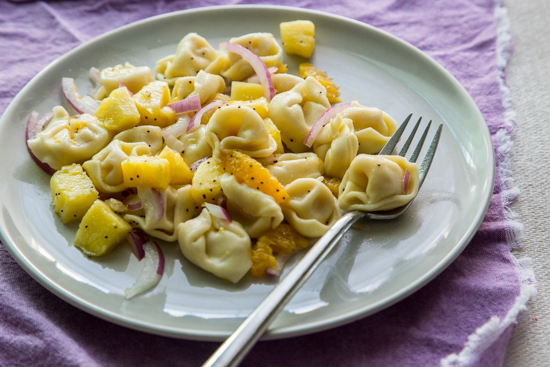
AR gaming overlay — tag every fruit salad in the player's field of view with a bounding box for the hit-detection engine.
[25,20,419,297]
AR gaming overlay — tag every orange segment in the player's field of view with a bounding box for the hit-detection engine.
[218,149,288,204]
[322,176,341,197]
[299,62,341,103]
[250,223,309,277]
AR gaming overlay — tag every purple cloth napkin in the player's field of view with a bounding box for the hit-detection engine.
[0,1,532,366]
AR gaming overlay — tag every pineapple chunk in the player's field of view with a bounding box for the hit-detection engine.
[94,87,140,131]
[50,164,99,223]
[280,20,315,58]
[158,146,193,185]
[227,97,269,119]
[191,157,225,206]
[133,81,175,128]
[263,118,284,154]
[121,155,171,189]
[74,200,132,256]
[231,81,265,101]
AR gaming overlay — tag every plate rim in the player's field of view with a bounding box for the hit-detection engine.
[0,4,495,341]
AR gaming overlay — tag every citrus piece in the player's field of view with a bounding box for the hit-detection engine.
[299,62,341,103]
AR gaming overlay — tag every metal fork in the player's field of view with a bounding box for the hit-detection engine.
[203,115,443,367]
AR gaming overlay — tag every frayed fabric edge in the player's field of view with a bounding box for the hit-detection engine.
[439,1,537,366]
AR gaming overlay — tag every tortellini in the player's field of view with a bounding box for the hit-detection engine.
[341,102,398,154]
[221,33,283,81]
[114,125,164,155]
[221,174,284,238]
[338,154,420,212]
[178,207,252,283]
[171,70,226,105]
[179,124,213,166]
[124,185,195,242]
[281,178,342,238]
[267,153,324,186]
[82,140,151,193]
[99,63,155,95]
[157,33,227,80]
[313,113,359,180]
[205,105,278,158]
[27,106,111,170]
[269,76,331,152]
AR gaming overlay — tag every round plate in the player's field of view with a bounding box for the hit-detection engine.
[0,5,494,341]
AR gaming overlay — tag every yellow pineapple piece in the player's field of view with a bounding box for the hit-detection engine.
[250,223,309,277]
[191,157,225,206]
[218,149,288,204]
[322,176,341,197]
[50,164,99,224]
[227,97,269,119]
[94,87,140,131]
[158,146,193,185]
[250,241,276,277]
[280,20,315,58]
[121,155,170,189]
[263,118,284,154]
[231,81,265,101]
[74,200,132,256]
[133,81,175,128]
[299,63,341,103]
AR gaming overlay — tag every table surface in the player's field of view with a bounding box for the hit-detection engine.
[503,0,549,366]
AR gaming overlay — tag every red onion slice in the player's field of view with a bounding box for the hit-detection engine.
[304,103,352,148]
[127,230,149,260]
[167,94,201,115]
[246,66,278,84]
[118,82,133,96]
[61,77,98,115]
[189,156,211,172]
[402,169,410,194]
[124,241,165,299]
[219,42,275,101]
[187,100,225,133]
[25,111,55,175]
[89,67,101,86]
[205,203,232,222]
[139,188,165,221]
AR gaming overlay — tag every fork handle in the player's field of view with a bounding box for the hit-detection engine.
[202,211,364,367]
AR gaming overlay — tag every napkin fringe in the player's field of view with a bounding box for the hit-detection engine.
[439,1,537,366]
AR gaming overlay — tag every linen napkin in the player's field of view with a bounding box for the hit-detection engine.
[0,1,534,366]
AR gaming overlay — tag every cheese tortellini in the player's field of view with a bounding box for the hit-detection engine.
[339,154,420,212]
[124,186,195,242]
[99,63,155,96]
[281,178,342,238]
[222,33,283,81]
[221,174,284,238]
[171,70,226,105]
[269,76,330,152]
[206,105,278,158]
[267,153,324,185]
[27,106,111,170]
[178,207,252,283]
[313,112,359,180]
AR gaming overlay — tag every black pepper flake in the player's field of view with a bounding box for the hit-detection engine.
[377,163,381,166]
[276,189,280,192]
[257,187,260,189]
[85,225,88,228]
[137,175,140,178]
[290,139,294,142]
[130,178,134,180]
[210,189,213,192]
[145,116,148,119]
[251,177,254,180]
[105,236,108,239]
[203,194,206,199]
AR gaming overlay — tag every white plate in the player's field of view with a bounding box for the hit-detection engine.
[0,5,494,341]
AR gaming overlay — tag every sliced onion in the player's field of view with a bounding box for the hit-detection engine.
[117,82,134,96]
[266,252,296,277]
[127,201,142,211]
[189,156,211,172]
[205,203,232,222]
[25,111,55,175]
[139,188,165,221]
[187,100,225,133]
[89,67,101,86]
[162,114,191,140]
[304,103,352,148]
[124,241,165,299]
[61,77,98,115]
[219,42,275,101]
[127,230,149,260]
[167,94,201,115]
[403,169,410,194]
[246,66,278,84]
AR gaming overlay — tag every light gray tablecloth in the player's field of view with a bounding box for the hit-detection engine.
[503,0,550,366]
